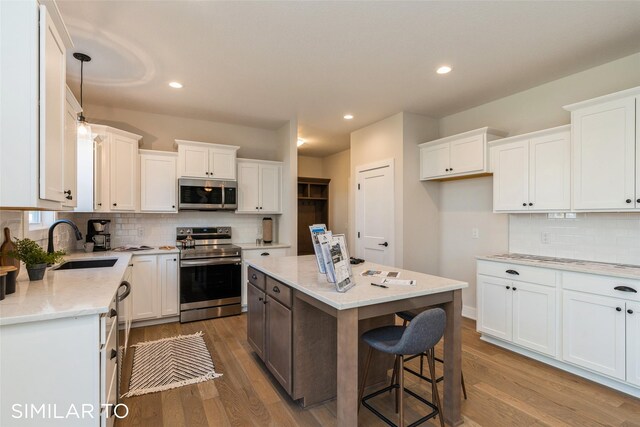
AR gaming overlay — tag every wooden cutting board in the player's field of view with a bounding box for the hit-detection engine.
[0,227,20,275]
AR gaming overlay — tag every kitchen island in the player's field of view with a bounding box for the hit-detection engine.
[245,255,468,427]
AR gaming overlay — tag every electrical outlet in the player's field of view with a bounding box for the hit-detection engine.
[472,228,479,239]
[138,228,145,237]
[541,231,550,244]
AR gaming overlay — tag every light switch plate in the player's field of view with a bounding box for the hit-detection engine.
[472,228,479,239]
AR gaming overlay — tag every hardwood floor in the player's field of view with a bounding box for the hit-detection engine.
[117,315,640,427]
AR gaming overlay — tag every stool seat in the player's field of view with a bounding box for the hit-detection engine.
[396,310,416,323]
[361,325,406,353]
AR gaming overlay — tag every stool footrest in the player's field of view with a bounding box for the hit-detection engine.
[362,384,439,427]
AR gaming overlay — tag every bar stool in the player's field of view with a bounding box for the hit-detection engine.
[359,308,446,427]
[393,310,468,400]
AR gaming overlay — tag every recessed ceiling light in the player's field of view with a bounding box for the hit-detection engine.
[436,66,452,75]
[297,138,305,147]
[343,114,354,120]
[169,81,183,88]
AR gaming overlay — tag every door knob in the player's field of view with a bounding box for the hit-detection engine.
[378,242,389,247]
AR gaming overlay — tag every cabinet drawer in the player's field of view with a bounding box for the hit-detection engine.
[477,261,556,287]
[248,266,266,290]
[266,276,292,308]
[562,271,640,301]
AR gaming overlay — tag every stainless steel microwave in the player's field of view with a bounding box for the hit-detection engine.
[178,178,237,211]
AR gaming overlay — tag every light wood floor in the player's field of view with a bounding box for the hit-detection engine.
[117,315,640,427]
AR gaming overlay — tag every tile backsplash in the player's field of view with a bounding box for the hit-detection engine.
[0,211,76,253]
[509,213,640,265]
[60,212,275,250]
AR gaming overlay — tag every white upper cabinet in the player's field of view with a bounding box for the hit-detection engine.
[0,1,74,209]
[89,125,142,213]
[419,127,507,181]
[236,159,282,214]
[62,86,81,208]
[564,87,639,211]
[175,140,239,180]
[491,125,570,212]
[140,150,177,212]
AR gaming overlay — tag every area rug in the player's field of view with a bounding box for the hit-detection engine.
[122,331,222,397]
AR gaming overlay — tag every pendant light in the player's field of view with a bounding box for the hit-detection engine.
[73,52,92,136]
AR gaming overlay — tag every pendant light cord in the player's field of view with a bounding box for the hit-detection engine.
[80,59,84,108]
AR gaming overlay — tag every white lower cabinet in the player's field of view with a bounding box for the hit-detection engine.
[562,290,626,380]
[627,302,640,387]
[241,247,288,309]
[131,253,179,322]
[477,273,556,357]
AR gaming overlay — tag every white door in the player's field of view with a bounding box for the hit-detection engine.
[529,131,571,211]
[572,96,636,210]
[62,93,78,208]
[260,164,281,213]
[477,276,513,341]
[94,137,107,211]
[39,5,66,203]
[450,134,484,175]
[210,148,236,180]
[140,154,177,212]
[179,145,209,178]
[158,254,179,317]
[420,143,449,179]
[562,291,626,380]
[131,255,159,321]
[627,301,640,387]
[511,281,556,357]
[237,162,260,212]
[356,162,394,266]
[109,134,137,211]
[492,141,529,211]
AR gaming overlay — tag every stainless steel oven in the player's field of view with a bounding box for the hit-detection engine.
[177,227,242,322]
[178,178,237,211]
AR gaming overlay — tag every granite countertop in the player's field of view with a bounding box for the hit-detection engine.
[0,251,132,326]
[246,255,467,310]
[477,253,640,280]
[237,242,291,250]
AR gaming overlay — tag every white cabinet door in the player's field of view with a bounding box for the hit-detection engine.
[158,254,179,317]
[492,141,529,211]
[512,282,556,357]
[179,144,209,178]
[94,138,107,211]
[62,90,79,208]
[562,291,626,380]
[260,164,281,213]
[237,162,260,212]
[131,255,159,321]
[572,97,636,210]
[109,134,138,211]
[450,134,484,175]
[477,275,513,341]
[39,5,66,203]
[210,148,236,180]
[420,142,449,179]
[529,131,571,211]
[140,153,177,212]
[627,301,640,387]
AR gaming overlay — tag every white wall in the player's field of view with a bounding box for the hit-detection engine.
[84,104,281,160]
[437,52,640,317]
[297,156,325,178]
[323,149,351,236]
[278,119,298,254]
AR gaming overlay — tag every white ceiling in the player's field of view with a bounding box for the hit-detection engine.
[58,1,640,157]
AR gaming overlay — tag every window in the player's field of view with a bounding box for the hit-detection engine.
[24,211,56,240]
[28,211,42,225]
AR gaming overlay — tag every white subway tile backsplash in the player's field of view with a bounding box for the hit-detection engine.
[509,213,640,265]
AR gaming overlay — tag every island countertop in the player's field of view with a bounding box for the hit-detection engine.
[245,255,468,310]
[0,251,132,326]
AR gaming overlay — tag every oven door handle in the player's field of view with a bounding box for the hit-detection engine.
[180,258,242,267]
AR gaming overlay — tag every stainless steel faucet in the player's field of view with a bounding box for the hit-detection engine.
[48,220,83,253]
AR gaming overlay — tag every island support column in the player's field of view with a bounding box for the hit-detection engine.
[336,307,359,426]
[443,289,463,426]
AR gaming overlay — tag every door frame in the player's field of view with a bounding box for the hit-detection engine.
[355,158,395,266]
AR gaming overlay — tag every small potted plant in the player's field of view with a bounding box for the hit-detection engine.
[9,238,65,281]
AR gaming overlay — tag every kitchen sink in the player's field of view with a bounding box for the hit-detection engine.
[52,258,118,270]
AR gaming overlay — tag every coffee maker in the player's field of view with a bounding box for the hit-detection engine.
[87,219,111,251]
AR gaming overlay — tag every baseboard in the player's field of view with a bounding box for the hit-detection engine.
[462,305,476,320]
[130,316,179,329]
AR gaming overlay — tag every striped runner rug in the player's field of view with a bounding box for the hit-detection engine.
[122,331,222,397]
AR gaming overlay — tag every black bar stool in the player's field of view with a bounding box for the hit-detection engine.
[392,310,468,400]
[359,308,446,427]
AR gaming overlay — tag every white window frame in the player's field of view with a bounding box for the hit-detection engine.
[24,211,56,240]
